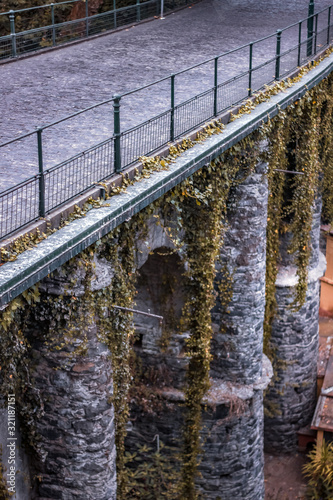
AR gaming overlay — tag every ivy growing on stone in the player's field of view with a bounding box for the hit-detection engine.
[263,72,333,362]
[0,68,333,498]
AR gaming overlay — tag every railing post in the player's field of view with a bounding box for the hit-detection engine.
[113,0,117,29]
[214,56,218,116]
[248,42,253,97]
[313,13,318,55]
[136,0,141,23]
[160,0,165,20]
[307,0,314,57]
[51,4,56,46]
[9,11,16,58]
[328,6,332,46]
[275,30,282,81]
[297,21,302,66]
[37,128,46,218]
[170,74,175,141]
[85,0,89,37]
[113,95,122,173]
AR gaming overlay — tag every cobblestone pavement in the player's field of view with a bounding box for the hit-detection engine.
[0,0,332,191]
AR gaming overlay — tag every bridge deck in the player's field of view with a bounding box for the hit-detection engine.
[1,0,332,192]
[0,50,332,307]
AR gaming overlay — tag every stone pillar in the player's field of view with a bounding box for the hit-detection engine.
[206,160,270,500]
[211,161,268,384]
[264,197,326,453]
[126,356,272,500]
[27,256,117,500]
[197,357,272,500]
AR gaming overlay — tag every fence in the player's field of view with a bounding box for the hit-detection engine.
[0,3,332,241]
[0,0,190,60]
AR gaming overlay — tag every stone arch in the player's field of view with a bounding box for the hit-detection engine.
[135,210,184,270]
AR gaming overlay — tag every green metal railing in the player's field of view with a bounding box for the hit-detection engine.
[0,0,190,60]
[0,3,332,242]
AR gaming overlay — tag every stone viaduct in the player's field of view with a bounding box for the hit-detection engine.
[0,1,333,499]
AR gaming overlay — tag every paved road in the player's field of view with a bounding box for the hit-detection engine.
[0,0,332,191]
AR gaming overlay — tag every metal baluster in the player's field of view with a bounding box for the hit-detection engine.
[307,0,314,57]
[297,21,302,66]
[327,6,332,46]
[85,0,89,38]
[51,3,56,46]
[113,0,117,29]
[9,11,16,58]
[275,30,282,81]
[214,57,218,116]
[313,13,318,55]
[113,95,122,173]
[248,42,253,97]
[136,0,141,22]
[37,129,46,218]
[170,74,175,141]
[161,0,165,19]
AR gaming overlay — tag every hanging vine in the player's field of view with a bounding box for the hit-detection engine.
[167,137,259,498]
[320,76,333,225]
[262,112,289,357]
[262,72,333,361]
[94,218,140,498]
[287,93,322,307]
[0,287,44,454]
[178,164,228,499]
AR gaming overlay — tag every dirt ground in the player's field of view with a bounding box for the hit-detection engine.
[264,452,308,500]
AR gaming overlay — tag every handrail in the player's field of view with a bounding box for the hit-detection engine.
[0,3,332,242]
[0,0,81,17]
[0,0,185,61]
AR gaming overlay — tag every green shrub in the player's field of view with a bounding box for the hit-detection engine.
[303,440,333,500]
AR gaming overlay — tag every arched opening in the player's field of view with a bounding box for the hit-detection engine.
[133,246,188,388]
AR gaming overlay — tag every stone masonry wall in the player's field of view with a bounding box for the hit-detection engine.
[134,247,189,389]
[198,385,266,500]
